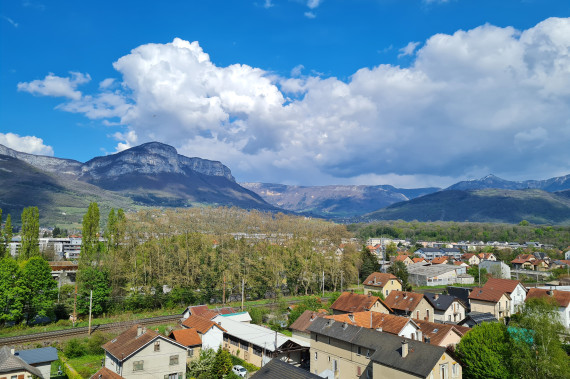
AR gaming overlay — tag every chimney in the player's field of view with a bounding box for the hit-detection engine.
[137,326,142,337]
[401,341,408,358]
[348,313,355,323]
[376,327,383,332]
[373,276,377,284]
[403,292,407,298]
[342,322,348,330]
[434,294,439,300]
[10,348,15,355]
[425,337,431,344]
[547,290,553,296]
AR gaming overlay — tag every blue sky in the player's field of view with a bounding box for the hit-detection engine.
[1,0,570,188]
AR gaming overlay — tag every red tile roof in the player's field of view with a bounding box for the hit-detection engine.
[330,292,391,313]
[90,367,124,379]
[289,310,327,333]
[412,258,425,263]
[169,328,202,347]
[102,325,182,362]
[323,312,413,335]
[384,291,425,312]
[483,278,524,294]
[182,315,226,334]
[394,255,410,262]
[468,287,510,303]
[431,257,449,264]
[363,272,399,288]
[526,288,570,307]
[413,320,462,346]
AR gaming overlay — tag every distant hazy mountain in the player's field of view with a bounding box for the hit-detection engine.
[0,142,276,226]
[446,174,570,192]
[240,183,439,219]
[362,189,570,225]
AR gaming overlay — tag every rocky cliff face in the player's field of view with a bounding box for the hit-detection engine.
[80,142,235,181]
[0,144,81,175]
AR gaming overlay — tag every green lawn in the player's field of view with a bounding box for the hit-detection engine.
[67,354,105,377]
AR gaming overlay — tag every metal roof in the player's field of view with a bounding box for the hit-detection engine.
[15,347,58,365]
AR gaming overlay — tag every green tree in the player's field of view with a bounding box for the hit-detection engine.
[387,261,412,291]
[287,296,323,326]
[20,206,39,260]
[81,202,101,266]
[510,297,570,379]
[77,267,110,315]
[211,347,233,378]
[456,322,513,379]
[21,256,57,320]
[467,266,488,285]
[359,246,378,281]
[188,348,216,378]
[385,242,397,260]
[0,257,28,323]
[4,214,12,250]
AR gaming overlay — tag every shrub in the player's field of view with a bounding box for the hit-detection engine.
[86,332,110,355]
[64,338,86,358]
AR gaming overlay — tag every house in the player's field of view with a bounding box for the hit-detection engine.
[412,257,426,264]
[13,347,58,379]
[440,248,463,260]
[407,263,466,287]
[91,367,125,379]
[483,278,527,314]
[323,311,422,341]
[289,310,328,344]
[330,292,391,315]
[413,320,467,347]
[217,317,309,368]
[458,311,498,327]
[101,325,187,379]
[307,318,462,379]
[431,256,450,265]
[532,260,549,271]
[181,315,226,350]
[362,272,402,297]
[181,304,234,321]
[169,328,202,361]
[384,290,435,322]
[393,255,413,266]
[212,311,252,324]
[250,358,321,379]
[511,254,536,270]
[415,247,443,260]
[525,288,570,329]
[468,287,511,320]
[479,260,511,279]
[478,252,496,261]
[461,253,480,266]
[0,346,44,379]
[446,287,473,312]
[423,293,467,323]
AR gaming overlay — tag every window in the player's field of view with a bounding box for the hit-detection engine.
[357,346,362,355]
[366,349,371,358]
[240,341,248,350]
[133,360,144,371]
[170,355,179,365]
[314,352,318,360]
[452,363,459,377]
[357,367,361,376]
[154,341,160,351]
[253,346,262,357]
[366,367,372,379]
[448,315,451,321]
[187,348,194,357]
[333,359,338,372]
[416,311,419,319]
[328,356,331,362]
[440,363,448,379]
[385,289,389,296]
[426,309,430,319]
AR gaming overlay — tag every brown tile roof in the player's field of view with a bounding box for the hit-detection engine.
[90,367,124,379]
[461,253,475,259]
[182,315,226,334]
[412,258,426,263]
[526,288,570,307]
[431,257,449,264]
[394,255,410,262]
[323,312,414,335]
[289,310,326,333]
[384,291,425,312]
[452,324,472,335]
[184,305,210,316]
[169,328,202,347]
[483,278,524,294]
[363,272,399,288]
[330,292,392,313]
[468,287,510,303]
[102,325,167,361]
[413,320,462,346]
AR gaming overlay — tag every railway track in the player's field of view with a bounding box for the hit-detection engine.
[0,314,181,346]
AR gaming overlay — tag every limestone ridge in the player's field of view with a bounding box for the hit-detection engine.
[80,142,235,182]
[0,142,235,182]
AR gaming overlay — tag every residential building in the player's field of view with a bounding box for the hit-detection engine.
[307,318,462,379]
[479,260,511,279]
[415,247,443,260]
[362,273,402,297]
[91,366,124,379]
[13,347,58,379]
[250,358,321,379]
[181,304,233,321]
[393,255,413,266]
[440,248,463,260]
[101,325,187,379]
[423,293,467,323]
[468,287,511,320]
[458,312,498,327]
[446,287,473,312]
[181,315,226,350]
[407,263,466,287]
[461,253,480,266]
[212,311,252,324]
[0,346,44,379]
[289,310,328,344]
[384,290,435,322]
[478,253,496,261]
[511,254,536,270]
[168,328,202,362]
[217,317,309,368]
[431,256,449,265]
[323,312,422,341]
[483,278,527,314]
[525,288,570,329]
[413,320,467,348]
[330,292,391,315]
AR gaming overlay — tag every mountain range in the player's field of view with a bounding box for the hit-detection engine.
[2,141,570,226]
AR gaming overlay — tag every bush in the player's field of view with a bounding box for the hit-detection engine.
[248,307,270,325]
[86,332,110,355]
[55,319,71,327]
[64,338,86,358]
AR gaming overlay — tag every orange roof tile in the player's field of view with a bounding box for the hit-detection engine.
[526,288,570,307]
[90,367,124,379]
[413,320,462,346]
[468,287,510,303]
[483,278,524,294]
[363,272,399,288]
[431,257,449,264]
[102,325,178,362]
[323,312,413,335]
[289,310,327,333]
[182,315,226,334]
[330,292,392,313]
[384,291,425,312]
[169,328,202,347]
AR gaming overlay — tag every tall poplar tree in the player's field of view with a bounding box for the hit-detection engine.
[80,202,100,266]
[20,207,39,260]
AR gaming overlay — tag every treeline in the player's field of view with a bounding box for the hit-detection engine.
[76,205,361,317]
[349,220,570,250]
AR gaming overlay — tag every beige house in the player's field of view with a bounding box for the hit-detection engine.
[384,290,435,322]
[363,273,402,297]
[468,288,511,320]
[289,310,328,344]
[102,325,187,378]
[331,292,391,315]
[169,328,202,362]
[307,318,462,379]
[0,347,44,379]
[461,254,480,266]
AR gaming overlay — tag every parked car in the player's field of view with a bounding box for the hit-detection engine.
[232,365,247,377]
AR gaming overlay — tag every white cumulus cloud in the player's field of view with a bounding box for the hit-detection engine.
[398,41,420,57]
[0,133,54,156]
[17,72,90,100]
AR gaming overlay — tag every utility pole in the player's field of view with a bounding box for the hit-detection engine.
[72,284,77,327]
[222,274,226,306]
[241,277,245,312]
[322,270,325,297]
[88,290,93,335]
[341,271,343,293]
